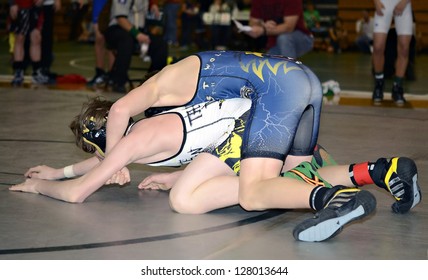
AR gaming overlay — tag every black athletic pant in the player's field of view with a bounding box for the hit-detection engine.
[105,25,168,87]
[41,4,55,70]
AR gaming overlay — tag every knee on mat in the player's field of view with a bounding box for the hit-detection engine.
[169,194,205,215]
[239,191,264,211]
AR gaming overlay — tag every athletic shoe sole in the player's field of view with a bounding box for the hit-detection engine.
[293,190,376,242]
[388,157,422,214]
[372,99,382,106]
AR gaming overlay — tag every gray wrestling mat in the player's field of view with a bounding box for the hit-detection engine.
[0,87,427,260]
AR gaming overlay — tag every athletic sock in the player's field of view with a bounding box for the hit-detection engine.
[393,76,404,87]
[309,186,330,211]
[349,162,376,186]
[95,67,106,76]
[13,61,24,71]
[374,72,384,81]
[32,61,42,74]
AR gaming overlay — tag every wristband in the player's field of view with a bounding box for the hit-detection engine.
[63,165,76,178]
[129,26,139,38]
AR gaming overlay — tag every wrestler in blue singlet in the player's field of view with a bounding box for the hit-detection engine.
[188,51,323,161]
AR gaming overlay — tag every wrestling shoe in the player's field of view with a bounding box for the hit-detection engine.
[371,157,421,214]
[87,69,107,87]
[281,161,333,189]
[311,144,337,169]
[372,79,384,105]
[391,84,406,106]
[293,186,376,242]
[11,69,24,87]
[31,68,49,84]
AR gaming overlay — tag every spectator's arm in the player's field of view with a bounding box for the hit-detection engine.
[116,16,151,44]
[149,0,160,18]
[394,0,411,16]
[246,17,266,38]
[54,0,62,12]
[265,15,299,36]
[356,19,361,34]
[9,3,18,20]
[374,0,385,16]
[34,0,44,7]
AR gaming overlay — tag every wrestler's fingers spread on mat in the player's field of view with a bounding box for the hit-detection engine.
[137,177,155,189]
[9,179,37,193]
[25,166,41,177]
[117,172,128,185]
[9,184,21,191]
[138,182,159,190]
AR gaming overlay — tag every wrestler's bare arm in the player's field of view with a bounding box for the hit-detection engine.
[106,56,199,154]
[24,156,101,180]
[10,135,140,203]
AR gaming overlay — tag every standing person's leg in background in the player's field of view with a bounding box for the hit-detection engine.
[391,23,412,105]
[87,0,115,87]
[41,1,61,83]
[104,25,134,93]
[87,23,115,87]
[163,1,181,46]
[372,0,413,106]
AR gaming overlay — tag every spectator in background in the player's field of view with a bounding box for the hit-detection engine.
[68,0,89,41]
[245,0,313,58]
[104,0,168,93]
[86,0,115,87]
[193,0,211,49]
[327,17,348,54]
[41,0,62,82]
[304,1,329,51]
[303,1,320,32]
[9,0,49,86]
[163,0,181,46]
[208,0,237,50]
[372,0,413,106]
[355,9,374,54]
[180,0,199,50]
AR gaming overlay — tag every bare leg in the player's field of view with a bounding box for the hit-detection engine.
[317,165,353,187]
[282,155,312,172]
[13,34,25,62]
[239,157,314,211]
[372,32,388,73]
[29,29,42,63]
[395,34,412,78]
[169,153,238,214]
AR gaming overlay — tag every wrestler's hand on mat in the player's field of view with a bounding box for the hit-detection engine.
[105,167,131,186]
[24,165,63,180]
[138,171,183,191]
[9,178,41,194]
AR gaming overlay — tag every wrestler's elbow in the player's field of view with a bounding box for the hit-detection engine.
[110,99,130,119]
[66,192,88,203]
[63,184,93,203]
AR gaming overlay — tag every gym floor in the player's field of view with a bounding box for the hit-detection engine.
[0,42,427,262]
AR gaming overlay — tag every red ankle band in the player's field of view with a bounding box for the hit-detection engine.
[353,162,374,186]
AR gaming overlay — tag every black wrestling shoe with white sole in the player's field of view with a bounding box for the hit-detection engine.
[293,187,376,242]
